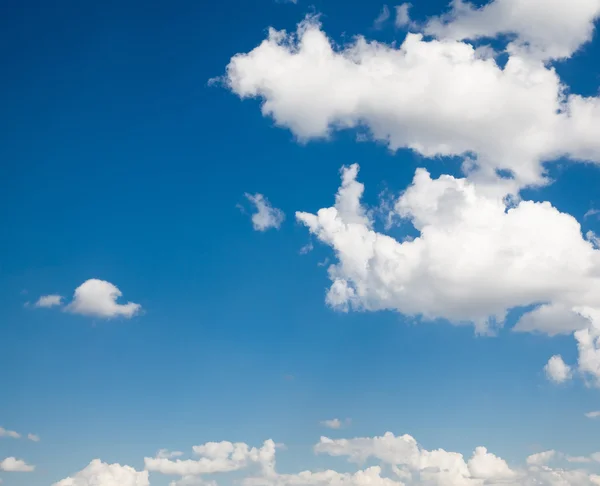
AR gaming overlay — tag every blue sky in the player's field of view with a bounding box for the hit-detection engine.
[2,0,600,485]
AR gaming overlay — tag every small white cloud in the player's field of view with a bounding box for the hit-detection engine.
[374,5,391,29]
[395,3,411,27]
[544,355,572,384]
[585,208,600,219]
[65,279,141,319]
[585,411,600,419]
[320,418,351,429]
[0,457,34,472]
[299,242,313,255]
[27,433,40,442]
[526,450,557,466]
[0,427,20,439]
[244,193,285,232]
[34,294,63,308]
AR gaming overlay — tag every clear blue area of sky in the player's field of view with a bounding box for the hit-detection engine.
[1,0,599,485]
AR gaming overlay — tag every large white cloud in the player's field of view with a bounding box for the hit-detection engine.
[296,164,600,335]
[224,16,600,193]
[65,279,141,319]
[53,459,148,486]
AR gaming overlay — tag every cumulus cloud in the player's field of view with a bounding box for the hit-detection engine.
[224,16,600,193]
[144,439,276,479]
[51,432,600,486]
[585,411,600,419]
[53,459,148,486]
[64,279,141,319]
[424,0,600,60]
[27,433,40,442]
[545,355,573,384]
[34,294,63,308]
[0,457,34,472]
[296,164,600,335]
[0,427,20,439]
[244,193,285,231]
[526,450,557,466]
[156,449,184,459]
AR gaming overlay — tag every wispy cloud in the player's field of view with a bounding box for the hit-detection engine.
[243,193,285,232]
[373,5,390,29]
[320,418,351,429]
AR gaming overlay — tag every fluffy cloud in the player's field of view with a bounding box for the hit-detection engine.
[244,193,285,231]
[53,459,148,486]
[224,16,600,193]
[296,164,600,336]
[545,355,573,384]
[0,427,20,439]
[34,294,63,308]
[144,439,276,478]
[65,279,141,319]
[574,309,600,386]
[51,432,600,486]
[27,433,40,442]
[0,457,34,472]
[526,450,557,466]
[424,0,600,60]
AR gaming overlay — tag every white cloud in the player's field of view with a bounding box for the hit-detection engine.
[0,457,34,472]
[145,439,276,478]
[65,279,141,319]
[0,427,20,439]
[320,419,351,429]
[574,308,600,386]
[295,164,600,336]
[245,193,285,231]
[373,5,391,29]
[224,16,600,193]
[585,411,600,419]
[51,432,600,486]
[545,355,573,384]
[424,0,600,60]
[34,294,63,308]
[27,433,40,442]
[53,459,148,486]
[395,3,411,27]
[526,450,557,466]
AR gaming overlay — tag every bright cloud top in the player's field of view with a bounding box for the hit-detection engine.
[64,279,141,319]
[55,432,600,486]
[224,16,600,193]
[34,294,63,308]
[53,459,149,486]
[245,193,285,231]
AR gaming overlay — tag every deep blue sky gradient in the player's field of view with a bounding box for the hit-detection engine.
[1,0,600,485]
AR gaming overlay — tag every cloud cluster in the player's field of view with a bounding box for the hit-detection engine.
[0,426,39,442]
[34,279,141,319]
[55,432,600,486]
[224,15,600,193]
[244,193,286,231]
